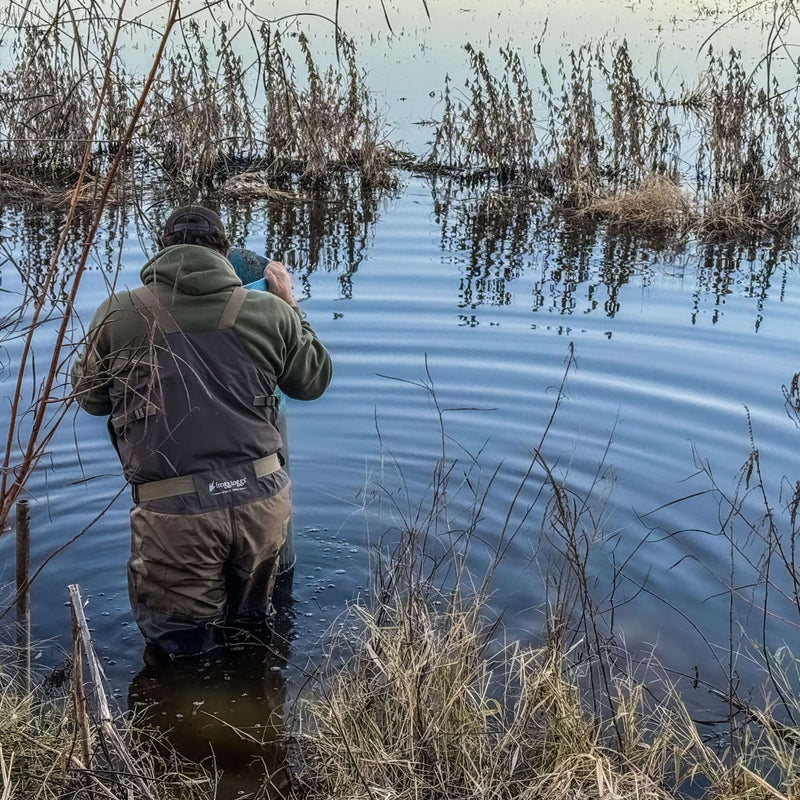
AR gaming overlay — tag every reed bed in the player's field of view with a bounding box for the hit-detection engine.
[1,12,799,241]
[423,40,800,241]
[0,19,398,201]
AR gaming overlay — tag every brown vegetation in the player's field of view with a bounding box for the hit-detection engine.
[290,358,800,800]
[0,20,398,202]
[424,39,800,242]
[580,173,696,236]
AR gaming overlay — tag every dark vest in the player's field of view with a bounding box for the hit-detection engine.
[107,285,282,484]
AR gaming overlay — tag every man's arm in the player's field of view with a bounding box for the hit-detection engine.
[262,260,332,400]
[70,298,115,416]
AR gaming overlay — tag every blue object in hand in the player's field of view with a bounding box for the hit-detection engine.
[227,247,271,292]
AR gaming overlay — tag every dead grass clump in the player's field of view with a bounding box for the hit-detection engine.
[0,663,206,799]
[291,580,670,800]
[580,173,696,235]
[0,173,54,202]
[218,170,300,201]
[698,184,799,241]
[290,536,800,800]
[0,173,127,209]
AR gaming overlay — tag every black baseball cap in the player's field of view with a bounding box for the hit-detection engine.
[162,206,226,239]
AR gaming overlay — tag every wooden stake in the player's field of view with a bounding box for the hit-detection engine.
[15,499,30,694]
[68,584,156,800]
[69,599,92,769]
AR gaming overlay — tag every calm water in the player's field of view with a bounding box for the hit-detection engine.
[2,0,800,794]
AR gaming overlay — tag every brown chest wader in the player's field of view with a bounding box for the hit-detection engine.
[116,285,290,658]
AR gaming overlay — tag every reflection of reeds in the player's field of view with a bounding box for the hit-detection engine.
[226,173,395,298]
[431,176,791,322]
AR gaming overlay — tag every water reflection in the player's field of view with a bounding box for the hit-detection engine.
[430,178,797,326]
[693,239,791,330]
[1,179,794,331]
[128,605,295,800]
[434,177,537,310]
[0,201,133,310]
[221,176,399,300]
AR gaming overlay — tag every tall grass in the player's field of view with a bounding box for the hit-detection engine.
[0,15,398,201]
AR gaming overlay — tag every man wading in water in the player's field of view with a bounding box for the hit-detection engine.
[71,206,332,659]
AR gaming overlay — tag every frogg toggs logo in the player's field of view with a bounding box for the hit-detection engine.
[208,476,248,494]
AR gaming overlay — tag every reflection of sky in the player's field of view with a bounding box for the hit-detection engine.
[3,0,788,152]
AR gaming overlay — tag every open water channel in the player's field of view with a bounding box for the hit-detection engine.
[1,0,800,794]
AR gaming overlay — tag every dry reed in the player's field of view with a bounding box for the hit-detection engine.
[580,173,697,235]
[290,528,800,800]
[424,39,800,241]
[289,353,800,800]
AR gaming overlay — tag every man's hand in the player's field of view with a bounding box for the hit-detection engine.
[263,260,296,306]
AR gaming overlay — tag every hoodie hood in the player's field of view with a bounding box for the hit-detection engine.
[139,244,242,296]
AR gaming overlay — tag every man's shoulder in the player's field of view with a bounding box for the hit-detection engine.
[237,289,296,323]
[89,285,153,337]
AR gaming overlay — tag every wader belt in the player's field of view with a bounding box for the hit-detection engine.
[134,452,281,502]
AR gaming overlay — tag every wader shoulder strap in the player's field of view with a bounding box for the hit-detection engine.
[131,285,180,334]
[217,286,248,330]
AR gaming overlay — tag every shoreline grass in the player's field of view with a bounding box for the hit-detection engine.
[286,510,800,800]
[0,665,208,799]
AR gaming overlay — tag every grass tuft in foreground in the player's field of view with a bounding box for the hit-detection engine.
[288,372,800,800]
[289,537,800,800]
[0,663,207,799]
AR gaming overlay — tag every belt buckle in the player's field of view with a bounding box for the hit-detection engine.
[131,482,140,503]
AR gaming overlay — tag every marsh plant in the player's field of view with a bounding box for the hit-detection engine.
[0,16,397,200]
[425,39,800,241]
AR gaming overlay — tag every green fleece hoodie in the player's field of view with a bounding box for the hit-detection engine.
[71,244,332,416]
